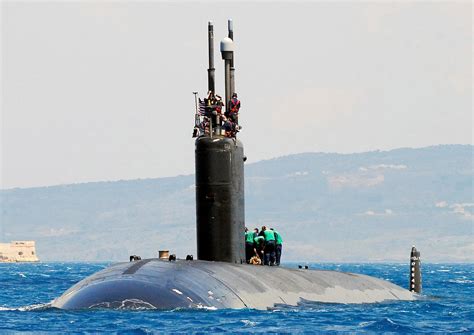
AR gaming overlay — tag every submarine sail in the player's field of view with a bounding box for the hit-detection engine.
[195,21,245,263]
[195,136,245,263]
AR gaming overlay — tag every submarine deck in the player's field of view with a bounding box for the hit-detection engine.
[52,259,415,310]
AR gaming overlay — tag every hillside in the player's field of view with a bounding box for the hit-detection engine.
[1,145,472,262]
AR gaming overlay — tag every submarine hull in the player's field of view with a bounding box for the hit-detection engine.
[51,259,415,310]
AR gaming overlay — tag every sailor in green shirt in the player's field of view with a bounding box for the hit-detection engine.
[260,226,276,265]
[271,228,283,266]
[253,234,265,265]
[244,227,256,263]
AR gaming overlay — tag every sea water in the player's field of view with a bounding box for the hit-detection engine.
[0,262,472,333]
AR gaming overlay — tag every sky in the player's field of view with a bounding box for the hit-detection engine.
[1,1,472,189]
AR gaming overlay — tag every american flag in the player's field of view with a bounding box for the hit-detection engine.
[198,99,206,115]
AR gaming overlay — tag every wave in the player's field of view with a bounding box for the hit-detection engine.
[362,317,414,332]
[240,319,258,327]
[448,279,474,284]
[0,263,472,333]
[0,303,52,312]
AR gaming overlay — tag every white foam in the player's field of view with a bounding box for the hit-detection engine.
[196,303,217,310]
[241,319,257,327]
[0,303,51,312]
[449,279,473,284]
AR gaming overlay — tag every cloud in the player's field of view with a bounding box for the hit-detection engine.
[435,201,448,208]
[435,201,474,220]
[40,228,78,237]
[450,203,474,220]
[272,87,366,131]
[362,209,394,216]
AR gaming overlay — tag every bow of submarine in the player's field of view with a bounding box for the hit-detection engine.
[52,260,246,310]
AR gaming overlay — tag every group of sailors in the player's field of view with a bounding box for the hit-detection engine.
[193,91,241,138]
[245,226,283,266]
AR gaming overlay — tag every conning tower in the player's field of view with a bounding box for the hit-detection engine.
[195,21,245,263]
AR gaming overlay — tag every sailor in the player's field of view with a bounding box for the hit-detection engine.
[253,234,265,265]
[249,236,262,264]
[213,95,224,127]
[204,91,213,116]
[215,95,224,114]
[228,93,241,124]
[223,118,233,137]
[271,228,283,266]
[200,116,210,135]
[192,127,199,138]
[204,91,217,129]
[261,226,276,266]
[244,227,256,263]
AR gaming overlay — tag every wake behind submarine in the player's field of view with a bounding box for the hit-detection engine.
[51,21,420,310]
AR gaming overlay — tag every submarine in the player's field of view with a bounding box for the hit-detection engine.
[51,20,419,310]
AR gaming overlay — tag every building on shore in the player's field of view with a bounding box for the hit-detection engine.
[0,241,39,262]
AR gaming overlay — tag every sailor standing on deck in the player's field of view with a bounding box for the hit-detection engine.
[228,93,241,124]
[253,233,265,265]
[244,227,256,263]
[260,226,276,266]
[271,228,283,266]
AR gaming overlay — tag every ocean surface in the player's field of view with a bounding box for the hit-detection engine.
[0,262,472,333]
